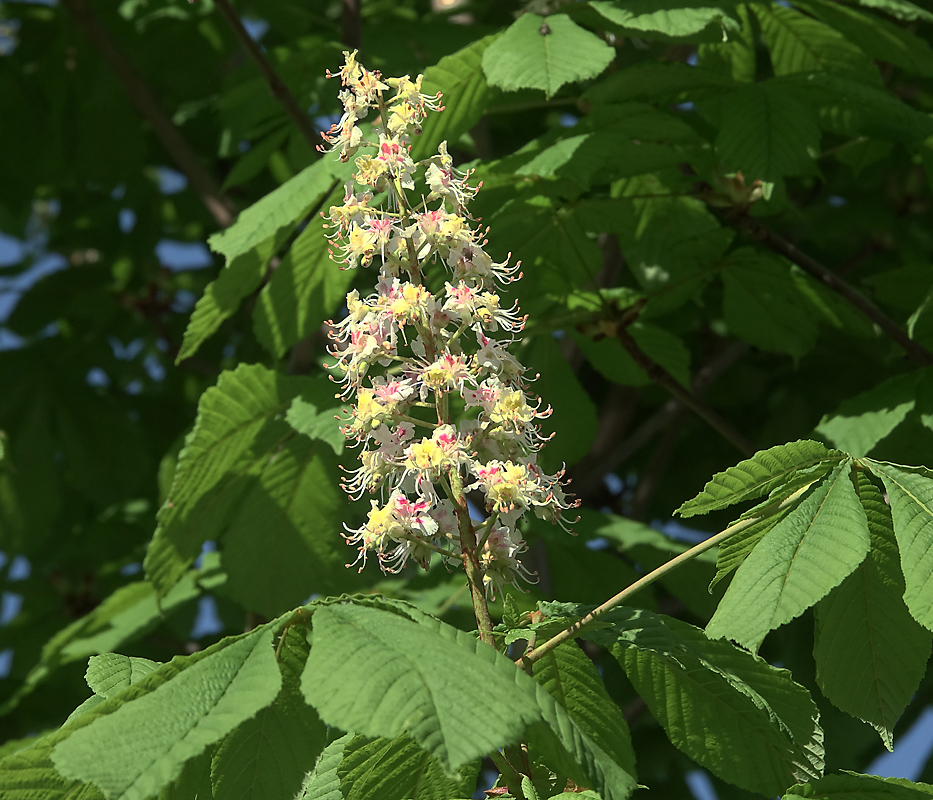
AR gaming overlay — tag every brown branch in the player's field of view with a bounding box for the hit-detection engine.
[62,0,236,228]
[213,0,321,150]
[725,212,933,367]
[342,0,362,51]
[616,327,756,458]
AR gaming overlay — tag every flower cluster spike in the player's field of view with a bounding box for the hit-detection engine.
[321,51,578,599]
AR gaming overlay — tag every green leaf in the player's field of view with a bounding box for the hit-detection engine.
[815,373,918,457]
[754,3,879,81]
[585,606,823,795]
[0,737,105,800]
[795,0,933,76]
[52,627,280,800]
[481,14,614,99]
[252,181,356,359]
[707,459,871,651]
[301,603,540,772]
[531,644,636,780]
[0,573,201,716]
[178,157,347,363]
[337,733,477,800]
[814,474,932,750]
[582,62,739,105]
[85,654,160,699]
[572,323,691,389]
[144,364,358,615]
[588,0,742,41]
[717,82,821,182]
[785,771,933,800]
[522,333,599,469]
[711,497,801,590]
[295,734,350,800]
[865,461,933,631]
[285,394,345,456]
[722,248,821,357]
[841,0,933,24]
[211,627,326,800]
[411,34,498,161]
[301,601,636,800]
[677,439,842,517]
[777,72,933,144]
[698,4,757,81]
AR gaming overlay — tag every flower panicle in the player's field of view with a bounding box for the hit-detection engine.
[321,52,578,597]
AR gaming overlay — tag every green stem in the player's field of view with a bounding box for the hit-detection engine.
[489,749,527,800]
[448,468,495,645]
[517,481,815,669]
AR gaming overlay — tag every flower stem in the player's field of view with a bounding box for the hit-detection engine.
[448,467,495,645]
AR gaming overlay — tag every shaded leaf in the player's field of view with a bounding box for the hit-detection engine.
[755,3,879,81]
[211,627,326,800]
[717,82,821,182]
[722,248,821,357]
[814,474,932,750]
[865,461,933,631]
[815,373,919,457]
[144,365,358,615]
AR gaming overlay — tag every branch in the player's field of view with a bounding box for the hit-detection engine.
[616,326,756,457]
[725,211,933,367]
[213,0,321,150]
[516,481,815,669]
[342,0,362,51]
[62,0,236,228]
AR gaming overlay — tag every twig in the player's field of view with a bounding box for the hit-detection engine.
[516,481,815,669]
[62,0,236,228]
[213,0,320,150]
[725,211,933,367]
[616,326,756,457]
[342,0,362,51]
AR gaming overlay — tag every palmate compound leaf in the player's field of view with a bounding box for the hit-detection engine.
[300,602,638,800]
[677,439,843,518]
[707,459,871,652]
[144,363,360,616]
[864,461,933,631]
[210,627,326,800]
[814,473,932,750]
[785,771,933,800]
[481,14,614,99]
[52,627,281,800]
[582,606,823,796]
